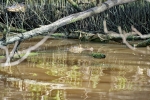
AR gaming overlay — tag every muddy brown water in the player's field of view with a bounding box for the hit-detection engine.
[0,37,150,100]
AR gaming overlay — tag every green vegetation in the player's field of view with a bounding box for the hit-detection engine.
[91,53,106,59]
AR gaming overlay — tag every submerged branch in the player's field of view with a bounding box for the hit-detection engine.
[135,39,150,47]
[74,30,150,43]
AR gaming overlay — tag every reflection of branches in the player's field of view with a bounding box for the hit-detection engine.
[104,19,150,55]
[0,45,10,65]
[0,28,56,67]
[110,76,132,91]
[118,26,150,54]
[84,88,88,100]
[147,69,150,77]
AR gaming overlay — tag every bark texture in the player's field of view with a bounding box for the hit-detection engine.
[0,0,137,46]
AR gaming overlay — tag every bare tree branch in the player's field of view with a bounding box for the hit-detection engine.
[0,0,137,46]
[0,0,140,67]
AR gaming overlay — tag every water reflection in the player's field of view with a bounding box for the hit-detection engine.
[0,38,150,100]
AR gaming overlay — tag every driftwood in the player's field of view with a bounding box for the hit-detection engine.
[0,0,137,46]
[70,30,149,42]
[70,19,150,45]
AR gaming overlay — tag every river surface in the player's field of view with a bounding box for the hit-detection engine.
[0,37,150,100]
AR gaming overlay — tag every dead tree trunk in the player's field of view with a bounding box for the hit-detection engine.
[0,0,137,46]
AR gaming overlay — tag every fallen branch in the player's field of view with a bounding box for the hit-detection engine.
[0,0,137,46]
